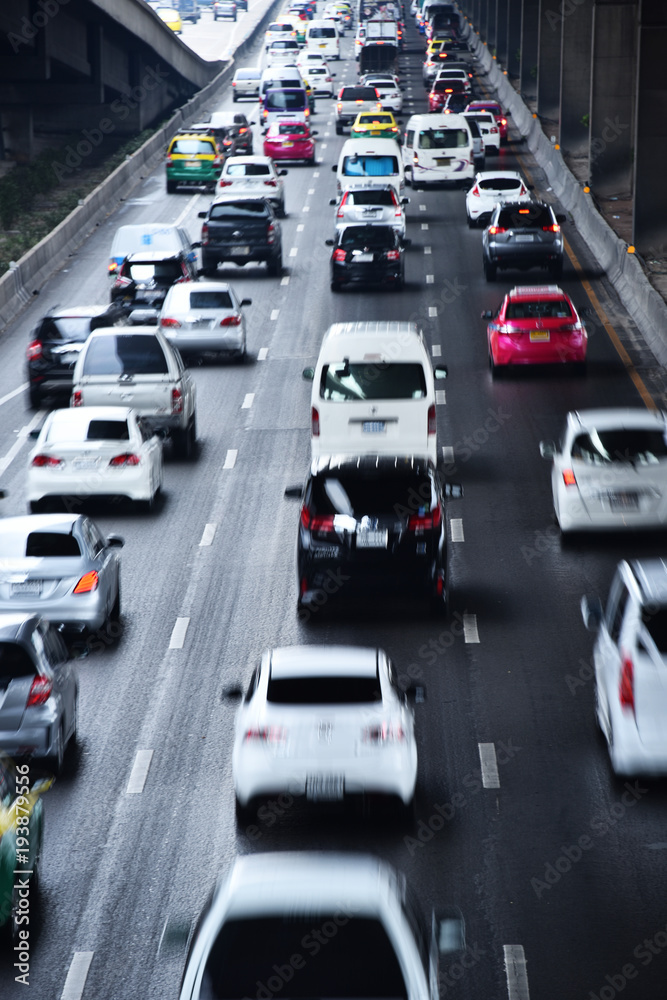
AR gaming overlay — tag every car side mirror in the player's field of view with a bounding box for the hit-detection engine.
[401,197,409,205]
[0,489,6,498]
[197,211,208,219]
[190,241,202,249]
[312,130,319,136]
[329,197,337,205]
[106,534,125,548]
[221,684,244,701]
[302,366,315,380]
[434,906,465,957]
[284,485,303,499]
[279,169,289,176]
[481,310,493,319]
[539,440,557,460]
[433,365,447,379]
[325,238,335,246]
[331,165,337,172]
[556,213,566,224]
[240,298,252,306]
[581,595,603,632]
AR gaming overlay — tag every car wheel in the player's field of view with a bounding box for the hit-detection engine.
[276,202,286,218]
[173,416,196,460]
[267,254,282,276]
[232,93,238,102]
[108,585,121,627]
[235,796,256,826]
[166,180,178,194]
[28,384,42,409]
[572,360,587,377]
[45,722,65,776]
[330,281,342,292]
[201,265,218,278]
[335,124,343,135]
[484,260,497,281]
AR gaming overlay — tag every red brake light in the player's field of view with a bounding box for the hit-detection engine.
[311,406,320,436]
[201,223,209,244]
[519,184,527,196]
[220,314,242,326]
[362,722,406,743]
[385,249,400,260]
[488,226,506,235]
[562,468,577,487]
[244,726,288,744]
[238,127,247,134]
[31,454,63,467]
[471,185,480,198]
[71,390,83,407]
[427,403,436,436]
[300,505,335,533]
[160,318,181,328]
[333,248,346,261]
[264,178,277,187]
[408,504,442,531]
[518,209,531,214]
[27,676,52,708]
[73,570,99,593]
[108,454,140,467]
[171,387,183,415]
[27,340,43,361]
[543,224,561,232]
[218,180,233,187]
[619,657,635,714]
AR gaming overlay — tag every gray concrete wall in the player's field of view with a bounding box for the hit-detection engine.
[559,0,593,155]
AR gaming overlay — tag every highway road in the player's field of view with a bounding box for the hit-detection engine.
[1,9,667,1000]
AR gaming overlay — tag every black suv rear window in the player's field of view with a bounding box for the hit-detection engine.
[320,362,426,400]
[339,227,397,249]
[497,204,553,228]
[0,643,35,680]
[82,335,169,376]
[267,675,381,703]
[208,201,269,219]
[340,87,378,100]
[311,472,435,518]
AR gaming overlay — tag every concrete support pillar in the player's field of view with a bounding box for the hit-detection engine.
[496,0,509,62]
[520,0,539,99]
[486,0,498,47]
[1,108,34,163]
[536,0,562,121]
[479,0,489,40]
[633,0,667,253]
[559,0,593,155]
[589,1,638,196]
[507,0,522,77]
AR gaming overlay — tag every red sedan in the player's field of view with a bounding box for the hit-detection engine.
[428,79,466,112]
[483,285,588,375]
[263,121,317,164]
[467,100,508,143]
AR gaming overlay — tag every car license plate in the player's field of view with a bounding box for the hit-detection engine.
[362,421,386,433]
[356,529,388,548]
[355,252,373,262]
[319,42,327,47]
[11,581,42,595]
[362,208,380,216]
[283,141,294,147]
[610,493,639,511]
[306,775,344,801]
[73,459,99,469]
[435,158,451,166]
[529,330,550,341]
[515,234,534,242]
[230,246,250,255]
[313,546,340,558]
[185,160,200,168]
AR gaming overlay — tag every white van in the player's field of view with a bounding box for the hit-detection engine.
[306,19,340,60]
[303,322,447,464]
[334,138,405,197]
[402,113,474,188]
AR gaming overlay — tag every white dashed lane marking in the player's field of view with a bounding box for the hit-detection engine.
[280,276,290,286]
[199,523,216,546]
[61,952,94,1000]
[421,222,429,230]
[426,274,434,283]
[297,224,305,232]
[428,306,437,317]
[289,248,298,257]
[504,945,530,1000]
[478,742,500,787]
[223,449,237,469]
[169,617,190,649]
[442,445,454,464]
[431,344,441,356]
[257,347,268,360]
[424,246,432,254]
[463,613,479,643]
[450,518,464,542]
[270,309,280,320]
[241,393,255,409]
[435,389,446,404]
[127,749,154,794]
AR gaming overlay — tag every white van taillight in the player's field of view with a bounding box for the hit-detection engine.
[311,406,320,436]
[427,403,436,436]
[619,657,635,715]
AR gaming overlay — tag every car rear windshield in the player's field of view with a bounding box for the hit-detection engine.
[266,91,306,109]
[418,128,468,149]
[308,67,327,75]
[127,261,184,284]
[340,87,378,100]
[339,227,396,249]
[189,291,233,308]
[45,414,130,442]
[342,155,399,176]
[208,201,269,219]
[466,113,494,124]
[311,472,435,518]
[497,205,552,228]
[39,317,95,342]
[202,916,407,999]
[0,643,36,680]
[276,122,309,135]
[358,114,394,125]
[225,162,271,176]
[267,675,381,703]
[505,299,572,319]
[170,139,215,155]
[270,39,299,48]
[642,608,667,654]
[349,190,396,206]
[82,335,169,376]
[236,70,259,80]
[433,79,464,92]
[309,25,336,36]
[265,78,302,90]
[320,362,426,400]
[572,429,667,464]
[25,532,82,557]
[478,177,522,191]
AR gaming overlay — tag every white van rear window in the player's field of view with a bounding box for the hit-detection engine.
[320,363,427,400]
[342,155,399,176]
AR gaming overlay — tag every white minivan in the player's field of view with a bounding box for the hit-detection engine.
[334,138,405,197]
[402,113,474,188]
[303,322,447,465]
[306,19,340,60]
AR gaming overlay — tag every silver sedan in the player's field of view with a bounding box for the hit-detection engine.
[158,282,251,360]
[329,184,409,239]
[0,514,123,634]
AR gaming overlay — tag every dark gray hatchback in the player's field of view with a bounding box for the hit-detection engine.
[482,200,566,281]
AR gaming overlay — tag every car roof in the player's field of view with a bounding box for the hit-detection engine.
[224,154,274,164]
[569,408,667,431]
[0,514,81,537]
[311,455,433,477]
[406,113,469,126]
[45,405,135,423]
[508,284,567,300]
[125,250,183,262]
[628,560,667,605]
[170,132,217,142]
[269,645,379,679]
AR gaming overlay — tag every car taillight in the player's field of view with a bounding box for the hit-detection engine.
[487,226,507,235]
[385,249,400,260]
[238,126,248,134]
[71,390,83,407]
[336,102,342,111]
[490,127,498,133]
[519,184,527,196]
[220,314,242,326]
[300,505,335,533]
[171,387,183,414]
[244,726,288,744]
[499,117,507,125]
[408,504,442,531]
[619,657,635,714]
[31,454,62,467]
[264,178,277,187]
[333,248,346,261]
[558,323,582,333]
[166,154,172,165]
[160,318,181,328]
[543,224,561,232]
[27,340,43,361]
[562,468,577,486]
[232,81,237,87]
[427,403,436,436]
[201,223,209,244]
[27,676,52,707]
[311,406,320,436]
[108,454,140,467]
[362,722,406,743]
[73,570,99,593]
[413,152,419,164]
[108,262,118,274]
[218,180,233,187]
[471,184,480,198]
[267,222,276,244]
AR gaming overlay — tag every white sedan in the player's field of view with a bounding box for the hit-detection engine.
[540,408,667,534]
[465,169,531,227]
[361,75,404,112]
[27,407,163,512]
[215,156,287,214]
[231,645,419,821]
[302,63,337,97]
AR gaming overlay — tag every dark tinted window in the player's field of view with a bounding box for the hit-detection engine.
[25,532,81,557]
[505,299,572,319]
[309,25,336,36]
[643,607,667,654]
[189,291,233,309]
[277,123,309,135]
[478,177,522,191]
[226,162,270,176]
[201,916,406,999]
[311,472,435,518]
[86,420,130,440]
[265,90,306,110]
[433,79,465,92]
[497,204,553,228]
[340,227,396,249]
[320,362,426,400]
[208,201,269,219]
[340,87,378,100]
[267,675,381,703]
[271,39,299,48]
[349,190,396,206]
[82,335,169,376]
[418,128,468,148]
[572,429,667,465]
[38,317,93,342]
[0,643,35,680]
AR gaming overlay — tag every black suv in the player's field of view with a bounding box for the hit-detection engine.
[191,112,253,156]
[110,250,199,309]
[482,200,566,281]
[326,225,408,291]
[287,455,460,614]
[197,197,283,276]
[27,304,127,408]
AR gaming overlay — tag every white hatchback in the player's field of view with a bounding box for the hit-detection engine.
[362,75,404,112]
[540,408,667,534]
[465,169,531,227]
[231,645,419,819]
[216,155,287,213]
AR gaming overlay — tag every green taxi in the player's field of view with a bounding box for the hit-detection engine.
[166,132,224,193]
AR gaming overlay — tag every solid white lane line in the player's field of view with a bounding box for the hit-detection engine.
[174,193,200,226]
[428,306,437,317]
[280,276,290,286]
[257,347,268,360]
[289,247,298,257]
[0,382,28,408]
[297,224,305,232]
[199,523,216,546]
[478,742,500,787]
[431,344,441,356]
[504,945,530,1000]
[426,274,434,284]
[463,613,479,643]
[270,309,280,320]
[442,445,454,463]
[0,411,44,476]
[169,617,190,649]
[450,517,464,542]
[223,449,237,469]
[424,246,432,254]
[61,952,94,1000]
[127,749,154,794]
[241,393,255,409]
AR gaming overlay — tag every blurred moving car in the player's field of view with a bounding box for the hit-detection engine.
[0,513,123,632]
[465,170,531,227]
[540,408,667,533]
[329,185,408,239]
[110,250,198,311]
[108,223,198,276]
[159,282,251,360]
[0,613,78,775]
[326,224,408,291]
[155,5,182,31]
[213,0,236,19]
[231,645,419,819]
[178,853,465,1000]
[483,284,587,375]
[264,20,297,46]
[582,559,667,776]
[263,121,318,164]
[482,201,566,281]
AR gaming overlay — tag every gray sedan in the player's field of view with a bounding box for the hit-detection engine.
[0,514,123,634]
[158,282,251,360]
[329,185,409,239]
[0,613,78,774]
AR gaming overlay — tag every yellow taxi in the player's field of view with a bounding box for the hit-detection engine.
[156,5,182,32]
[165,132,224,193]
[350,111,401,139]
[277,13,307,43]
